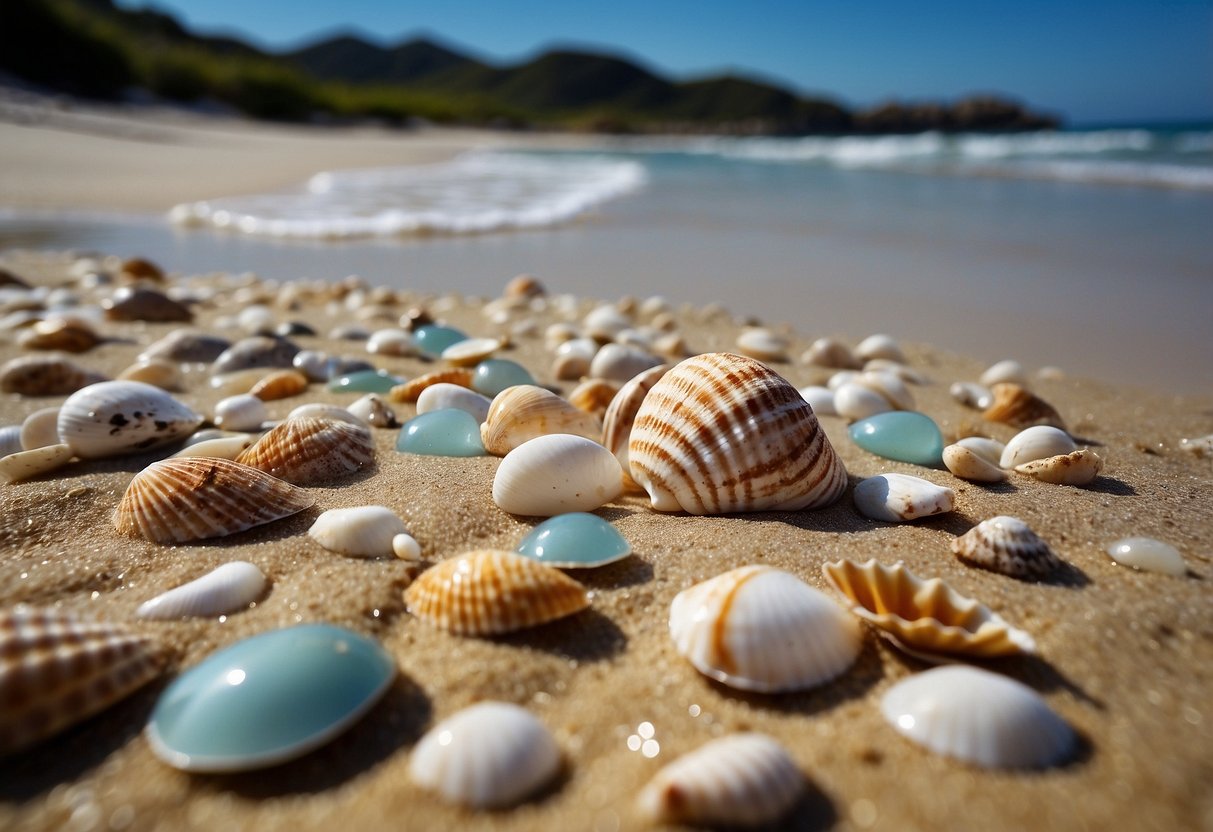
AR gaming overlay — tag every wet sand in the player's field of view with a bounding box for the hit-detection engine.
[0,250,1211,831]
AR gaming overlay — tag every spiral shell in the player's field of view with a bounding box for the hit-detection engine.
[480,385,601,456]
[405,549,589,635]
[136,561,268,619]
[389,369,474,403]
[113,457,314,544]
[982,383,1065,430]
[57,380,203,459]
[601,363,671,492]
[951,516,1061,579]
[236,417,374,485]
[628,353,847,514]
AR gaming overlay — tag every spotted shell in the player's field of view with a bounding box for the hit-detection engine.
[480,385,601,456]
[951,516,1061,579]
[236,416,374,485]
[212,336,300,375]
[638,733,804,827]
[0,608,164,755]
[57,380,203,459]
[629,353,847,514]
[0,357,100,397]
[822,559,1036,661]
[982,383,1065,430]
[389,368,474,403]
[601,363,671,492]
[113,457,314,544]
[404,549,589,635]
[249,369,309,401]
[18,318,102,353]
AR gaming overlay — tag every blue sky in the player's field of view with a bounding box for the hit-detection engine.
[117,0,1213,124]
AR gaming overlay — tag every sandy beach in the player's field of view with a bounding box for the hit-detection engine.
[0,244,1210,831]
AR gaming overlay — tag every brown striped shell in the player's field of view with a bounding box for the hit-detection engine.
[0,356,105,396]
[567,378,620,417]
[249,369,309,401]
[113,457,314,543]
[0,608,164,755]
[236,416,374,484]
[389,368,474,403]
[982,383,1066,430]
[601,363,671,492]
[628,353,847,514]
[404,550,589,635]
[480,385,601,456]
[951,516,1062,579]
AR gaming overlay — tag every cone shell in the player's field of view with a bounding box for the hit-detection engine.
[249,369,309,401]
[389,369,473,403]
[629,353,847,514]
[0,608,164,755]
[405,549,589,635]
[480,385,601,456]
[1015,449,1103,486]
[136,561,268,619]
[57,380,203,459]
[822,559,1036,661]
[638,733,804,827]
[113,457,314,544]
[951,516,1061,579]
[236,416,374,485]
[669,566,861,693]
[0,356,105,396]
[983,383,1065,430]
[601,363,671,492]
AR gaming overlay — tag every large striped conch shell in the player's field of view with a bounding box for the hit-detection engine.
[627,353,847,514]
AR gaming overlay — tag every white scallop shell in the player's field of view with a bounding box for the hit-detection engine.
[951,516,1061,579]
[213,394,268,432]
[1015,449,1103,486]
[416,383,493,424]
[0,443,73,484]
[942,444,1008,482]
[980,359,1029,387]
[853,474,955,523]
[57,381,203,459]
[409,702,561,809]
[950,381,994,410]
[638,733,804,827]
[493,434,623,516]
[669,566,861,693]
[1105,537,1186,577]
[881,666,1075,768]
[589,343,663,382]
[480,385,601,456]
[797,385,839,417]
[308,506,408,557]
[20,406,60,450]
[834,381,893,421]
[735,328,790,363]
[346,394,398,429]
[1000,426,1077,468]
[855,333,906,363]
[136,561,268,619]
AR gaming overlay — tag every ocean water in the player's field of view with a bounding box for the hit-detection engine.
[3,125,1211,393]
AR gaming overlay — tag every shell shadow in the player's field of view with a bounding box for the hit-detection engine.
[184,504,323,548]
[780,776,840,832]
[595,506,642,522]
[574,555,654,590]
[492,609,627,663]
[1084,476,1137,497]
[1038,560,1091,588]
[204,672,431,798]
[919,511,979,537]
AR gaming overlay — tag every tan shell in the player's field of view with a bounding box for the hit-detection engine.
[951,516,1061,579]
[801,337,863,369]
[0,356,105,396]
[18,319,102,353]
[389,368,474,403]
[121,257,166,282]
[942,444,1008,482]
[404,549,589,635]
[0,443,73,484]
[249,369,309,401]
[567,378,620,417]
[442,337,502,367]
[1015,449,1103,486]
[480,385,601,456]
[504,274,546,299]
[600,363,671,492]
[236,416,374,485]
[118,358,183,391]
[822,559,1036,661]
[982,383,1065,430]
[0,608,164,755]
[629,353,847,514]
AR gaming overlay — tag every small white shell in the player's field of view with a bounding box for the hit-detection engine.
[0,444,73,484]
[480,385,601,456]
[136,561,268,619]
[834,381,893,421]
[57,381,203,459]
[441,337,501,366]
[1000,426,1077,468]
[797,385,838,417]
[980,359,1029,387]
[416,383,493,424]
[942,444,1008,482]
[1106,537,1186,577]
[857,370,914,411]
[950,381,993,410]
[1179,434,1213,457]
[409,702,561,809]
[493,434,623,516]
[735,328,790,363]
[213,394,268,432]
[346,394,398,429]
[392,533,422,561]
[954,436,1006,464]
[853,474,955,523]
[308,506,408,557]
[881,666,1075,768]
[366,328,415,356]
[638,733,804,827]
[171,434,257,460]
[801,337,862,369]
[670,566,861,693]
[118,358,183,391]
[551,352,590,380]
[286,403,366,427]
[827,370,860,391]
[20,406,60,450]
[583,304,632,341]
[1015,449,1103,486]
[292,350,331,382]
[589,343,663,382]
[855,333,906,363]
[951,516,1061,579]
[864,358,926,384]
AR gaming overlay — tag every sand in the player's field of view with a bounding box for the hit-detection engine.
[0,248,1211,832]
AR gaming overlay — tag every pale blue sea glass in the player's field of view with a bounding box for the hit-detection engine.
[146,624,395,772]
[412,325,468,356]
[849,411,944,467]
[326,369,401,394]
[472,359,535,397]
[516,512,632,568]
[396,409,486,456]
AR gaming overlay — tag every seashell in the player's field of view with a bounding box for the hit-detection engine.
[18,318,101,353]
[505,273,547,299]
[999,425,1076,469]
[545,322,580,349]
[292,349,331,382]
[653,332,691,360]
[856,370,914,411]
[308,506,408,557]
[955,435,1005,463]
[853,473,956,523]
[114,457,313,543]
[275,320,316,338]
[551,352,590,380]
[366,328,416,357]
[118,358,183,391]
[629,353,847,514]
[601,363,671,492]
[209,368,270,397]
[249,369,309,401]
[493,434,623,516]
[637,733,804,827]
[212,336,300,375]
[589,342,663,382]
[822,559,1036,661]
[833,381,893,421]
[121,257,165,282]
[213,394,268,432]
[827,369,859,390]
[389,368,474,403]
[855,333,906,363]
[236,417,374,485]
[329,324,370,341]
[1105,537,1186,577]
[1015,448,1103,486]
[103,287,192,322]
[392,533,422,561]
[950,381,994,410]
[614,327,655,350]
[442,336,502,367]
[0,425,22,457]
[171,433,256,460]
[983,383,1065,430]
[481,385,601,456]
[0,443,74,484]
[567,378,620,417]
[951,516,1061,579]
[0,266,30,288]
[139,329,230,364]
[802,337,862,369]
[57,380,203,459]
[0,608,164,755]
[136,561,268,619]
[410,702,561,808]
[416,382,492,423]
[735,328,790,363]
[1179,434,1213,458]
[237,304,275,334]
[287,403,366,427]
[558,339,602,367]
[942,443,1008,482]
[670,566,861,692]
[795,385,837,418]
[20,406,60,450]
[864,358,926,384]
[881,665,1075,768]
[583,304,632,341]
[405,549,589,635]
[980,359,1029,388]
[347,393,398,428]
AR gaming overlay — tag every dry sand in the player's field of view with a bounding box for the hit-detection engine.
[0,249,1210,831]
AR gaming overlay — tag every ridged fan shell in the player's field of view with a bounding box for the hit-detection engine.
[629,353,847,514]
[113,457,314,544]
[480,385,601,456]
[601,363,671,492]
[236,416,374,484]
[0,608,164,755]
[982,383,1065,430]
[389,369,473,403]
[951,516,1061,579]
[404,549,589,635]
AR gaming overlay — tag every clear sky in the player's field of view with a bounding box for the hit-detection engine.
[116,0,1213,124]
